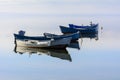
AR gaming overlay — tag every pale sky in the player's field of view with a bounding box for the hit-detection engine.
[0,0,120,16]
[0,0,120,36]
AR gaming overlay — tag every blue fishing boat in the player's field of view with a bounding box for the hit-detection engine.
[60,25,98,34]
[69,22,98,29]
[60,22,98,34]
[43,31,80,41]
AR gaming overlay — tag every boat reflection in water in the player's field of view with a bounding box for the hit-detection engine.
[14,45,72,62]
[68,41,80,50]
[80,32,99,40]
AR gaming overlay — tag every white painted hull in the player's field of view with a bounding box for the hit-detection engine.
[16,40,50,47]
[15,37,71,49]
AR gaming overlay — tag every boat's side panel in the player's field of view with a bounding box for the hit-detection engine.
[14,34,50,41]
[69,24,98,29]
[60,26,78,34]
[59,26,98,34]
[15,37,72,49]
[69,24,89,28]
[59,32,80,40]
[50,37,71,46]
[16,40,50,47]
[44,32,80,41]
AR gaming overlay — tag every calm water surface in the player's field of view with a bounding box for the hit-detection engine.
[0,14,120,80]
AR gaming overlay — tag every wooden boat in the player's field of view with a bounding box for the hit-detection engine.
[43,31,80,41]
[14,36,72,49]
[60,26,98,34]
[14,46,72,61]
[60,23,98,34]
[69,22,98,29]
[14,31,72,49]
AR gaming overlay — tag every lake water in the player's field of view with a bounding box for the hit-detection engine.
[0,15,120,80]
[0,3,120,79]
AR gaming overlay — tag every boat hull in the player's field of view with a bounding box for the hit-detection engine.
[60,26,98,34]
[69,24,98,29]
[44,32,80,41]
[14,34,51,41]
[15,37,71,49]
